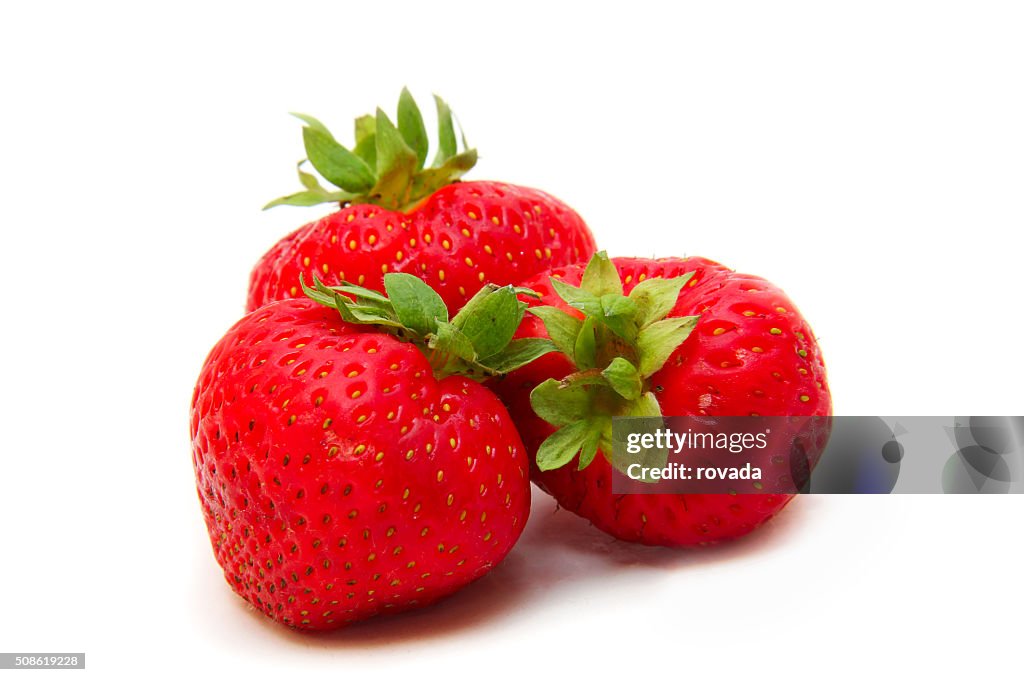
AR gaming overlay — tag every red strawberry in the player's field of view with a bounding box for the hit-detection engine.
[191,274,556,629]
[247,89,596,313]
[492,252,832,546]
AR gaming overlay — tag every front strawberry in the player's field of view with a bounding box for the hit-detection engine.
[192,275,555,629]
[493,252,832,546]
[247,89,596,312]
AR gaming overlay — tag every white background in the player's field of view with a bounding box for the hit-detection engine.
[1,1,1022,679]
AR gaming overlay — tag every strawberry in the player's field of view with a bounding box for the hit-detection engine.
[247,89,596,313]
[191,274,557,629]
[492,252,832,546]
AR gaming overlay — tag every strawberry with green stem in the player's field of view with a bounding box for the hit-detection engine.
[248,89,596,312]
[192,274,555,630]
[493,252,832,546]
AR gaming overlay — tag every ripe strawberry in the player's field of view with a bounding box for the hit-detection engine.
[247,89,596,313]
[492,252,832,546]
[191,274,556,629]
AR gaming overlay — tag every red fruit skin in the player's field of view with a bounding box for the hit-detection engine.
[247,181,596,313]
[190,299,531,630]
[492,257,831,547]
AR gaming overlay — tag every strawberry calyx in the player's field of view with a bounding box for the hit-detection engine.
[528,252,699,471]
[266,88,477,212]
[302,274,556,381]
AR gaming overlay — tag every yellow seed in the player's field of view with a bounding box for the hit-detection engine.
[544,248,552,258]
[770,328,782,335]
[303,256,310,267]
[442,239,451,249]
[323,418,332,429]
[446,494,454,506]
[357,275,365,285]
[424,234,432,243]
[425,444,433,454]
[436,471,444,482]
[461,228,471,237]
[438,270,446,281]
[381,264,388,274]
[354,444,366,455]
[513,225,522,234]
[289,286,298,296]
[751,346,764,353]
[368,235,377,245]
[506,252,514,261]
[409,238,417,247]
[743,311,755,317]
[491,216,500,225]
[356,415,367,424]
[351,389,362,398]
[468,211,478,219]
[406,450,415,460]
[464,257,473,267]
[322,263,329,274]
[484,245,493,255]
[449,437,457,448]
[713,327,726,336]
[776,306,787,313]
[374,451,385,462]
[800,395,810,402]
[478,272,485,282]
[798,349,808,358]
[396,251,404,260]
[534,248,543,259]
[348,239,357,249]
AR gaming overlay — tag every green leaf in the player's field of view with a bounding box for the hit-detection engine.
[411,150,478,197]
[578,425,604,470]
[290,112,334,138]
[433,94,457,164]
[550,278,602,317]
[397,88,429,169]
[574,315,597,369]
[600,293,639,341]
[479,338,557,373]
[354,114,375,145]
[329,283,391,305]
[263,189,351,209]
[580,251,622,297]
[530,378,594,426]
[301,125,376,193]
[601,357,642,400]
[452,286,524,359]
[383,272,448,335]
[536,420,592,471]
[636,316,699,377]
[629,274,693,328]
[373,108,419,207]
[352,114,377,167]
[263,160,356,209]
[528,306,582,360]
[432,320,477,363]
